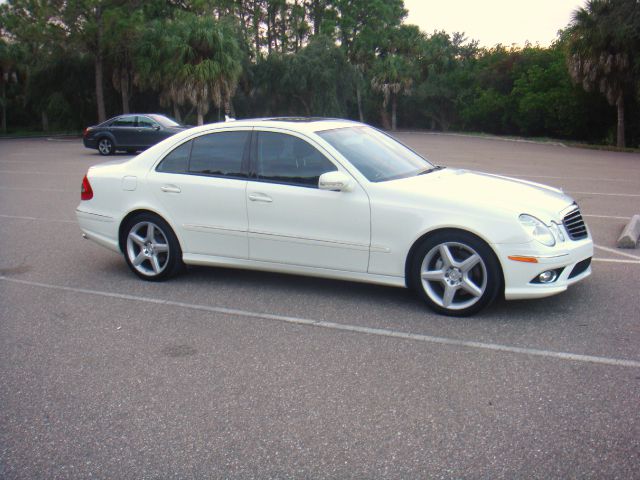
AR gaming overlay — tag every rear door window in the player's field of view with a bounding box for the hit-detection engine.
[156,131,250,178]
[189,131,249,178]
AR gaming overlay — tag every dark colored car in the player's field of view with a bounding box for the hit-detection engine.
[83,114,188,155]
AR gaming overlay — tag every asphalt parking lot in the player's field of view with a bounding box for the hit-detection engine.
[1,133,639,479]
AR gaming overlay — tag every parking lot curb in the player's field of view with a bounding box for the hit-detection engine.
[617,214,640,248]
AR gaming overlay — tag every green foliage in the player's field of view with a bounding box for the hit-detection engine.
[565,0,640,146]
[0,0,638,146]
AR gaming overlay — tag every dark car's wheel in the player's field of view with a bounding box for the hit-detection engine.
[410,230,502,316]
[97,137,114,155]
[123,213,184,281]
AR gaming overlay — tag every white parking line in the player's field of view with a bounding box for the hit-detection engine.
[0,214,76,224]
[584,214,631,220]
[567,191,640,197]
[1,276,639,369]
[594,244,640,260]
[0,170,73,175]
[593,258,640,264]
[0,186,75,193]
[502,174,638,184]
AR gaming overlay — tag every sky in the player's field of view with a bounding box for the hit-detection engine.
[403,0,587,47]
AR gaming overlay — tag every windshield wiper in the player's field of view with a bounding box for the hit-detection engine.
[417,165,445,175]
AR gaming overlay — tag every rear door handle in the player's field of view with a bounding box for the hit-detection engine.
[248,192,273,203]
[161,184,181,193]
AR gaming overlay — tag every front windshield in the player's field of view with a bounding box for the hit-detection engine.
[317,126,434,182]
[150,114,181,127]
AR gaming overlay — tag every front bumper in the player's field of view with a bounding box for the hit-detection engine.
[494,237,593,300]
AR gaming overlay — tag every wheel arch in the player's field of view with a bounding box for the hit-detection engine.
[118,208,182,253]
[404,227,505,292]
[96,132,117,146]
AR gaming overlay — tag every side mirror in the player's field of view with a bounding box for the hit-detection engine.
[153,125,161,130]
[318,171,354,192]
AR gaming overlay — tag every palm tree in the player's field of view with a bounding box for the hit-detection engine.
[371,54,413,130]
[370,25,421,131]
[0,39,19,134]
[136,13,244,126]
[566,0,635,148]
[104,7,144,114]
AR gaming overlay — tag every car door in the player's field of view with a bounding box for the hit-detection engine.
[147,129,251,259]
[246,129,371,272]
[136,115,171,147]
[110,115,138,147]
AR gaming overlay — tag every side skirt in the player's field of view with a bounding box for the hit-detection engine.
[182,253,406,288]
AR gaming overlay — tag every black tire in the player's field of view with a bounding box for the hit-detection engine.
[97,137,114,156]
[409,230,502,317]
[122,213,184,281]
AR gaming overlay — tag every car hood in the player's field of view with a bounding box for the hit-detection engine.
[386,168,575,222]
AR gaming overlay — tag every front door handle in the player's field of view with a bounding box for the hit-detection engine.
[160,184,181,193]
[248,192,273,203]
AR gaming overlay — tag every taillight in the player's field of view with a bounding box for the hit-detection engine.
[81,174,93,200]
[83,127,91,138]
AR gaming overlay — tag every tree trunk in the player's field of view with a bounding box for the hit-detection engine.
[41,111,49,132]
[197,102,207,126]
[224,96,235,117]
[253,2,261,60]
[1,79,6,134]
[380,104,391,130]
[95,9,106,123]
[356,83,364,122]
[391,93,397,131]
[616,93,625,148]
[120,72,130,114]
[172,101,182,123]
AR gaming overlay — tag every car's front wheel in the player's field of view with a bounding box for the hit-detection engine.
[123,213,183,281]
[97,137,114,156]
[410,231,502,316]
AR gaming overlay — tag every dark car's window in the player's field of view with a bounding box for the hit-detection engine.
[156,141,191,173]
[111,115,136,127]
[137,116,159,128]
[189,131,249,178]
[255,132,337,187]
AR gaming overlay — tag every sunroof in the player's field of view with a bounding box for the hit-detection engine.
[261,117,338,123]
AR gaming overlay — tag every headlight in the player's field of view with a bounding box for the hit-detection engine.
[519,214,556,247]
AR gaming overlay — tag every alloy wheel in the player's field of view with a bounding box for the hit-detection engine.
[126,221,170,276]
[420,241,488,311]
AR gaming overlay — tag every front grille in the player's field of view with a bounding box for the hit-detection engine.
[563,207,588,240]
[568,257,592,279]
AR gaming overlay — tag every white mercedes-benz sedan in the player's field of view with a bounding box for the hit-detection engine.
[76,118,593,316]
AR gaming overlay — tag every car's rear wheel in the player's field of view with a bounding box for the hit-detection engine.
[410,231,501,316]
[123,213,183,281]
[97,137,114,155]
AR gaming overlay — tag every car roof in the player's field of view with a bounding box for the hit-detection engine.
[195,117,361,134]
